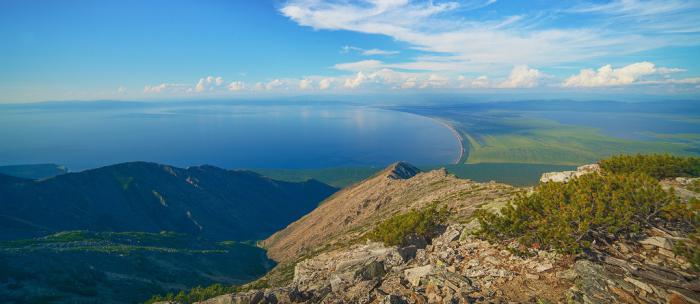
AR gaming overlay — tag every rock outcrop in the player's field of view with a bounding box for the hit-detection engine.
[185,164,700,304]
[540,163,600,183]
[262,162,516,262]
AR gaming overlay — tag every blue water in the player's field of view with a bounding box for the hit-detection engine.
[0,101,460,170]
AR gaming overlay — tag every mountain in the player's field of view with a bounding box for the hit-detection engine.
[180,162,700,304]
[0,231,274,304]
[0,162,337,241]
[261,162,517,262]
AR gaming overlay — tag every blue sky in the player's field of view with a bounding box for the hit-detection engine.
[1,0,699,102]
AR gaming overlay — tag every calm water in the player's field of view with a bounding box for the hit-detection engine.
[0,101,460,170]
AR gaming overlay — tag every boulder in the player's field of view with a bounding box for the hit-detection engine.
[404,265,434,286]
[639,236,673,250]
[540,164,600,183]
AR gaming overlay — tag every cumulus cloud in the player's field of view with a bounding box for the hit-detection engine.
[563,61,665,87]
[420,74,450,89]
[497,65,542,88]
[319,78,333,90]
[143,83,189,94]
[228,81,245,91]
[265,79,285,90]
[195,75,225,92]
[299,78,313,90]
[344,72,368,89]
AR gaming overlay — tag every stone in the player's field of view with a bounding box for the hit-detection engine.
[624,277,653,294]
[405,233,428,249]
[356,261,386,281]
[555,269,578,281]
[535,263,553,273]
[609,286,640,304]
[525,273,539,280]
[398,245,418,262]
[439,226,461,243]
[193,294,234,304]
[659,247,676,258]
[540,164,599,183]
[484,256,501,265]
[639,236,673,250]
[381,295,408,304]
[405,265,434,287]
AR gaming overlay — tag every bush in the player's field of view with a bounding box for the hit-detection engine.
[475,172,688,253]
[599,154,700,179]
[146,283,236,304]
[674,197,700,270]
[366,203,448,246]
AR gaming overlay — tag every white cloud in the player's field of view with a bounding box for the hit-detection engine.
[361,48,399,56]
[281,0,700,74]
[498,65,541,88]
[195,75,225,92]
[420,74,450,89]
[228,81,245,91]
[299,78,313,90]
[116,86,127,94]
[319,78,333,90]
[334,60,384,72]
[341,45,398,56]
[143,83,189,94]
[563,62,663,87]
[265,79,285,90]
[344,72,368,89]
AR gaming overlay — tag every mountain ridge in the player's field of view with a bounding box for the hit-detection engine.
[0,161,337,241]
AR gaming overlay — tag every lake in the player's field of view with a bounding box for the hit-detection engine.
[0,101,461,170]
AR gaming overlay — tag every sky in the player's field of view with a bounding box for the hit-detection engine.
[1,0,700,103]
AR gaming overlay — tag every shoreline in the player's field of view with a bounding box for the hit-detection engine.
[431,118,467,165]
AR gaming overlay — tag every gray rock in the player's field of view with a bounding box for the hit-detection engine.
[404,233,428,249]
[405,265,434,286]
[398,245,418,261]
[381,295,408,304]
[639,236,673,250]
[356,260,386,281]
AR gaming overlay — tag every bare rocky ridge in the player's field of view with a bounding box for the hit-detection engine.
[178,163,699,304]
[261,162,517,262]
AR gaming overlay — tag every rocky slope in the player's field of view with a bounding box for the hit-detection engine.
[174,163,699,304]
[261,162,517,262]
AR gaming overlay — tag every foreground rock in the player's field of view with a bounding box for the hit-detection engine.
[189,222,699,304]
[182,164,700,304]
[540,164,600,183]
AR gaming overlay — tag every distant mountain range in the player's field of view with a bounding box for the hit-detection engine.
[0,163,67,180]
[0,162,337,241]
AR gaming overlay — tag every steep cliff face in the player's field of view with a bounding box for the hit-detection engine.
[261,162,517,262]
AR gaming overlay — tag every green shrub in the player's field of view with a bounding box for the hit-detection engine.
[599,154,700,179]
[366,203,448,246]
[674,198,700,270]
[476,172,688,253]
[145,283,236,304]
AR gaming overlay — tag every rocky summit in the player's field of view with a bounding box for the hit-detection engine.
[162,162,700,304]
